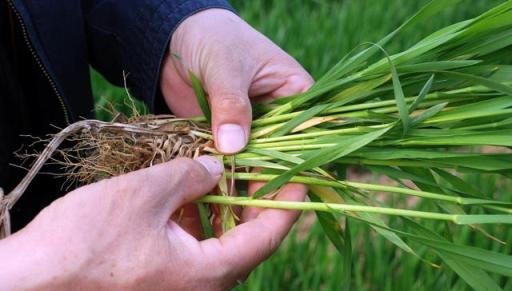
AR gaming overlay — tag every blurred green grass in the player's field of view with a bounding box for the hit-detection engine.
[237,173,512,291]
[91,0,501,116]
[90,1,508,290]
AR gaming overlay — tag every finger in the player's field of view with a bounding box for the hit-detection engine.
[248,62,314,101]
[163,56,252,154]
[242,167,281,221]
[160,54,203,117]
[171,203,204,240]
[243,181,305,222]
[200,183,307,276]
[209,89,252,155]
[204,61,253,155]
[268,73,314,97]
[114,156,223,220]
[241,180,266,222]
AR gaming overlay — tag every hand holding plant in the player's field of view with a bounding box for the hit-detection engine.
[160,8,313,154]
[0,156,306,290]
[2,1,512,290]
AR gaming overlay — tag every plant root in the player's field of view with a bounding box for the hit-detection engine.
[0,115,212,238]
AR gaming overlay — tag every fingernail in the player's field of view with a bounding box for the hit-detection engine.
[217,123,246,154]
[195,156,224,177]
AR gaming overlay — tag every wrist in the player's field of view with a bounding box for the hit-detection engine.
[0,229,78,290]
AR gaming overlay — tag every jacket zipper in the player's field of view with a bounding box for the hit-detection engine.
[6,0,71,125]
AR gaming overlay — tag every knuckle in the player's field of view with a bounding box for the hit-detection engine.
[107,173,141,196]
[215,93,250,112]
[173,158,208,184]
[266,232,281,254]
[259,223,282,256]
[172,157,195,171]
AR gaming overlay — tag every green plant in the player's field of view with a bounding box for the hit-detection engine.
[33,1,512,289]
[189,1,512,289]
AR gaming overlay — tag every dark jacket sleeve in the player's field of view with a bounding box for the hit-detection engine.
[84,0,235,111]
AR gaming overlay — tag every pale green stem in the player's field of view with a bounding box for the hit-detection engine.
[483,205,512,214]
[249,143,337,152]
[250,97,479,138]
[197,195,512,224]
[252,95,483,128]
[252,86,488,127]
[228,172,505,206]
[425,108,512,124]
[233,155,445,169]
[250,124,390,144]
[334,158,446,168]
[198,195,455,220]
[457,118,512,130]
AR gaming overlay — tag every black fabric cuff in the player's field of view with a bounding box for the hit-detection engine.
[127,0,235,112]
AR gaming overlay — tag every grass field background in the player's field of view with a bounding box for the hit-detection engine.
[90,1,509,290]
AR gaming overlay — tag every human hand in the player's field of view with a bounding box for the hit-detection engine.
[160,8,314,154]
[0,156,306,290]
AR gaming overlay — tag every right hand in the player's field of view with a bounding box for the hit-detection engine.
[0,156,306,290]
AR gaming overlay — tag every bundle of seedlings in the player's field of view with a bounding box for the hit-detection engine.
[2,0,512,289]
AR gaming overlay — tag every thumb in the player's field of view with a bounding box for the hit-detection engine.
[119,156,224,220]
[206,77,252,155]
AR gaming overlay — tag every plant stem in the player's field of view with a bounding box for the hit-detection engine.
[250,124,389,144]
[252,87,488,127]
[198,195,454,220]
[197,195,512,224]
[228,172,507,206]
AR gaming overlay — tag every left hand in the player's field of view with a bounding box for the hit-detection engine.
[160,8,314,154]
